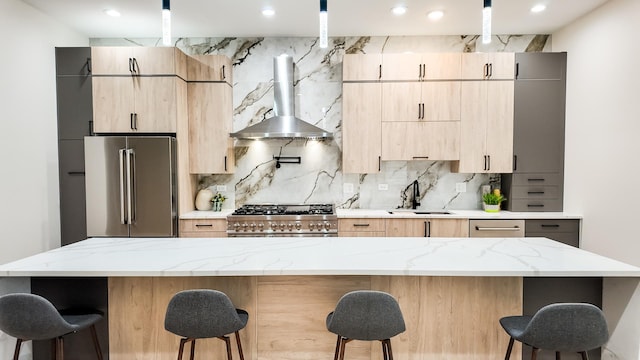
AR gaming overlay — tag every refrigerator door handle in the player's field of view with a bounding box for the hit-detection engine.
[119,149,128,224]
[128,149,137,224]
[125,149,135,225]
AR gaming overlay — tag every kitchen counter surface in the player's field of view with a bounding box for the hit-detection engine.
[337,208,582,219]
[1,236,637,278]
[180,209,234,219]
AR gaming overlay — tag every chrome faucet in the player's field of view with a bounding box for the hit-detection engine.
[412,180,421,209]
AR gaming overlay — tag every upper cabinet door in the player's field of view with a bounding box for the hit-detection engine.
[381,53,423,81]
[421,53,461,79]
[342,54,382,81]
[187,55,232,83]
[91,47,186,77]
[342,82,382,173]
[461,53,514,80]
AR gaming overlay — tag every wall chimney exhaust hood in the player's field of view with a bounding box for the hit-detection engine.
[230,54,333,140]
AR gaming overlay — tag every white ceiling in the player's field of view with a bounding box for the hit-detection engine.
[22,0,609,39]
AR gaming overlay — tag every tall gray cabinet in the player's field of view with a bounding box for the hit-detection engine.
[55,47,93,245]
[502,52,567,211]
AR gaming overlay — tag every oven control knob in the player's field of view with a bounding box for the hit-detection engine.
[295,223,302,230]
[271,223,278,231]
[242,223,248,232]
[250,223,256,230]
[324,222,331,230]
[317,222,323,230]
[279,223,285,231]
[309,223,315,230]
[287,224,293,231]
[234,223,240,231]
[258,223,264,231]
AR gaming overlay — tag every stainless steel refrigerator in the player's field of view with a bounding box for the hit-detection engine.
[84,136,178,237]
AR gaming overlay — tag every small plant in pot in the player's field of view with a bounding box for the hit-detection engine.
[482,189,506,213]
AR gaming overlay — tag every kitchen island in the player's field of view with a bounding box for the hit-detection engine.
[1,237,639,360]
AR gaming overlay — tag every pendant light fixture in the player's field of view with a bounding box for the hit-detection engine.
[319,0,328,48]
[162,0,171,46]
[482,0,492,44]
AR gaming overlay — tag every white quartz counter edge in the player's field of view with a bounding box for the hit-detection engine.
[336,209,582,219]
[180,210,234,219]
[1,237,637,278]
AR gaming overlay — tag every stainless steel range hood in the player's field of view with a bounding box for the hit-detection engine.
[230,54,333,140]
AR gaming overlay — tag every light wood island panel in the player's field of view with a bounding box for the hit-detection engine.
[108,276,522,360]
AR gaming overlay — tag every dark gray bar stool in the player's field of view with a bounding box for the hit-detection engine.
[0,293,104,360]
[326,290,406,360]
[164,289,248,360]
[500,303,609,360]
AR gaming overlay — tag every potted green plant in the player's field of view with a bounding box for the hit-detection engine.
[482,189,506,212]
[210,193,226,212]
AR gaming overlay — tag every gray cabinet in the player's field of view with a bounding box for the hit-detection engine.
[503,52,566,212]
[523,219,602,360]
[55,47,92,246]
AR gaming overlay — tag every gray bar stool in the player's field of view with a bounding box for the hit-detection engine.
[0,293,104,360]
[500,303,609,360]
[164,289,248,360]
[326,290,406,360]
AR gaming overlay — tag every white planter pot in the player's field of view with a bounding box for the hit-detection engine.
[483,203,501,213]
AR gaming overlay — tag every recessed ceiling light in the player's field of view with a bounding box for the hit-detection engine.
[427,10,444,21]
[531,4,546,13]
[103,9,121,17]
[262,8,276,17]
[391,5,407,16]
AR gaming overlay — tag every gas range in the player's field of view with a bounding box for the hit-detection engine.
[227,204,337,237]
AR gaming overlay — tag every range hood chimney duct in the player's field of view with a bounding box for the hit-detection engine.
[230,54,333,140]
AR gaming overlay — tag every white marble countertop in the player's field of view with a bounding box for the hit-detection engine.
[336,209,582,219]
[180,209,234,219]
[1,237,637,278]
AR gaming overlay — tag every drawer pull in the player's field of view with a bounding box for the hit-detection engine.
[527,178,545,182]
[528,204,545,208]
[353,224,370,227]
[528,191,545,195]
[540,224,560,228]
[195,224,214,228]
[475,226,521,231]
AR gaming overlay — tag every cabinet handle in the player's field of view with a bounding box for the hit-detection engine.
[528,191,545,195]
[475,226,521,231]
[487,155,490,171]
[488,63,493,78]
[527,178,545,182]
[515,63,520,79]
[418,103,421,119]
[353,224,370,227]
[527,204,545,208]
[222,65,226,80]
[418,64,422,79]
[128,58,133,73]
[67,171,85,176]
[378,65,382,79]
[483,63,488,78]
[195,224,213,228]
[133,58,139,74]
[224,156,228,171]
[378,156,381,171]
[412,156,429,160]
[130,113,135,130]
[134,113,138,130]
[513,155,517,171]
[89,120,94,136]
[540,224,560,228]
[483,155,487,171]
[422,64,426,79]
[86,58,92,74]
[424,220,431,237]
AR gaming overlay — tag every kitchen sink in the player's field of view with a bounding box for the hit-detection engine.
[388,210,451,215]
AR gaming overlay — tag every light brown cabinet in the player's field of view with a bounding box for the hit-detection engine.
[338,218,386,237]
[187,54,232,83]
[180,219,227,237]
[342,54,382,81]
[91,46,187,78]
[381,122,460,161]
[342,82,382,173]
[386,218,469,237]
[461,52,515,80]
[453,81,514,173]
[381,81,461,122]
[382,53,461,80]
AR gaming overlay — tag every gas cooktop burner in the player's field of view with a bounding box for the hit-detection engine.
[231,204,334,216]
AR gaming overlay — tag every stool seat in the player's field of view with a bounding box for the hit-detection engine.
[0,293,104,360]
[165,289,248,360]
[326,290,405,360]
[500,303,609,360]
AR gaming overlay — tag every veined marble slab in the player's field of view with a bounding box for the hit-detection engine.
[0,237,637,278]
[337,209,583,219]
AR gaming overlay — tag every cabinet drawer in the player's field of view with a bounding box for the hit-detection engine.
[180,219,227,233]
[339,219,386,232]
[526,232,579,248]
[511,185,560,199]
[339,231,386,237]
[511,173,562,186]
[525,219,579,234]
[508,199,563,212]
[469,219,524,237]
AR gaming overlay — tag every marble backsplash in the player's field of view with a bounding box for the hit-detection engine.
[91,35,550,211]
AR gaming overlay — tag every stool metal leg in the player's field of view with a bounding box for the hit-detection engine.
[339,338,351,360]
[189,339,196,360]
[235,331,245,360]
[12,338,22,360]
[333,335,341,360]
[531,347,539,360]
[219,335,232,360]
[381,340,388,360]
[56,336,64,360]
[90,324,104,360]
[386,339,394,360]
[504,337,515,360]
[556,352,561,360]
[580,351,589,360]
[177,338,188,360]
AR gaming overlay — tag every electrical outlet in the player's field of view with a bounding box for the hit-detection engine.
[481,185,491,195]
[216,185,227,192]
[455,183,466,193]
[343,183,354,194]
[378,183,389,191]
